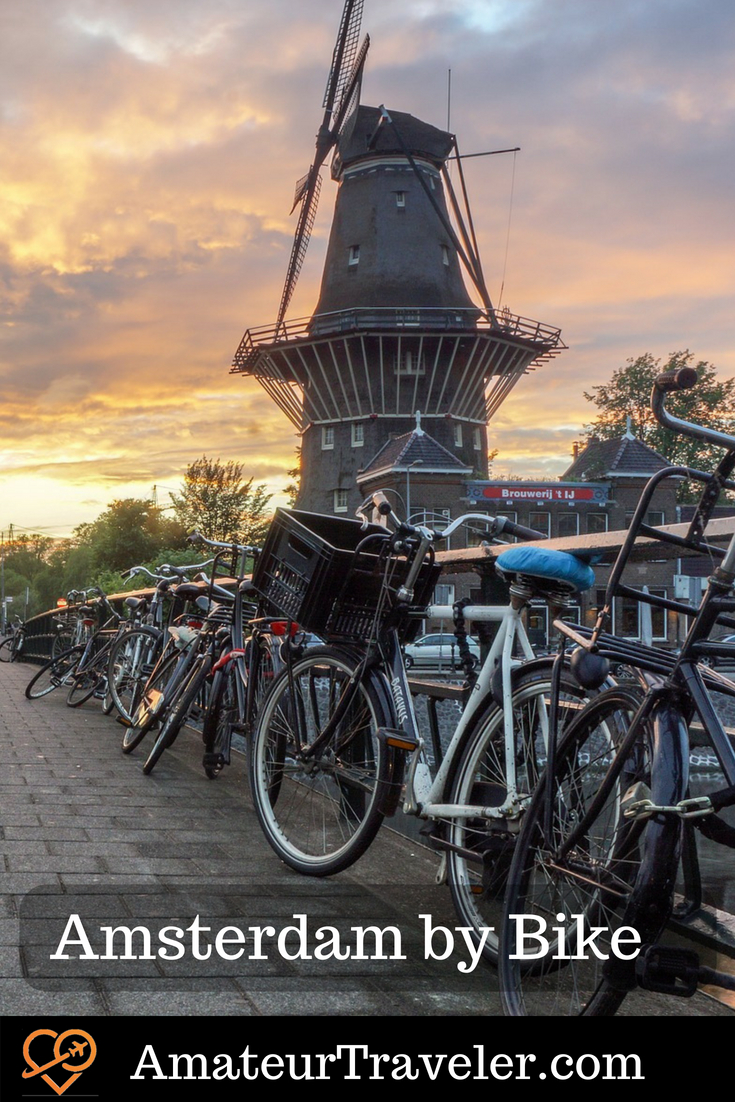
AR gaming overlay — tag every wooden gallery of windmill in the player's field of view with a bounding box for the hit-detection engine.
[232,0,563,605]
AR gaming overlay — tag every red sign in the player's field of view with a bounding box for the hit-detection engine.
[480,486,598,502]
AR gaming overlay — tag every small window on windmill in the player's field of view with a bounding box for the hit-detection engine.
[453,423,463,447]
[322,426,334,450]
[473,427,482,451]
[334,488,349,513]
[348,245,360,266]
[396,349,425,376]
[395,191,406,209]
[351,422,364,448]
[441,245,450,267]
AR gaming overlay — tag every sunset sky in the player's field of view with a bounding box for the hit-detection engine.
[1,0,733,537]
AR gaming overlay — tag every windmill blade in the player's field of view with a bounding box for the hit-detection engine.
[323,0,364,117]
[278,2,368,327]
[332,33,369,135]
[291,171,310,212]
[276,172,323,333]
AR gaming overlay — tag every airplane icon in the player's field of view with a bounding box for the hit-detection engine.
[23,1041,88,1078]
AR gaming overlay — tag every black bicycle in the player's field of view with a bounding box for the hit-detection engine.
[500,366,735,1015]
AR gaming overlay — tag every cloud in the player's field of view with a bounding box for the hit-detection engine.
[0,0,733,535]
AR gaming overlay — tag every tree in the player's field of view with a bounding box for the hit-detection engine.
[171,456,273,544]
[75,499,186,574]
[584,351,735,485]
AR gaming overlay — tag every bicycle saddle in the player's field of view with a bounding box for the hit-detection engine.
[494,545,595,594]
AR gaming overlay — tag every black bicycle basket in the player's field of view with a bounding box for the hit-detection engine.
[252,509,440,643]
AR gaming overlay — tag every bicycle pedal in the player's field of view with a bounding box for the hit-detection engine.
[635,944,700,996]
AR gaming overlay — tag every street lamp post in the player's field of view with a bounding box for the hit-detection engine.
[406,460,422,522]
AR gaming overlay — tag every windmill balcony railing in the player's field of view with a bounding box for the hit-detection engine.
[232,307,564,373]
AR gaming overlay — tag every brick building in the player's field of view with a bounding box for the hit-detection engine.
[356,419,696,648]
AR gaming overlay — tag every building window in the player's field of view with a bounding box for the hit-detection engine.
[321,426,334,450]
[434,582,455,606]
[587,513,608,534]
[395,350,425,375]
[413,509,451,541]
[647,510,665,528]
[395,191,406,208]
[348,245,360,266]
[620,597,640,638]
[334,489,348,513]
[473,427,482,451]
[453,423,463,447]
[528,512,551,539]
[441,245,450,267]
[526,604,549,648]
[558,513,579,538]
[351,422,364,448]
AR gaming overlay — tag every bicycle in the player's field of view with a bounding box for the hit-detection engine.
[247,500,601,963]
[499,365,735,1014]
[187,533,285,780]
[0,616,25,663]
[105,558,214,724]
[24,593,111,701]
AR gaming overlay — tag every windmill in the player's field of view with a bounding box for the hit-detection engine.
[232,1,565,516]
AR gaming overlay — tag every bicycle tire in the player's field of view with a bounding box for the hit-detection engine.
[0,637,13,663]
[444,664,591,967]
[66,667,101,707]
[499,685,683,1016]
[107,627,161,723]
[25,646,84,700]
[52,631,73,659]
[248,646,393,876]
[142,655,212,775]
[121,651,180,753]
[202,661,238,778]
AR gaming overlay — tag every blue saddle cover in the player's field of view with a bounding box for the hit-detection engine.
[494,545,595,593]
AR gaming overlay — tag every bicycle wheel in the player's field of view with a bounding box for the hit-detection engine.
[202,661,238,778]
[142,655,211,775]
[0,637,13,663]
[121,651,180,753]
[445,665,591,967]
[66,667,101,707]
[52,631,73,659]
[25,646,84,699]
[66,645,109,707]
[499,685,681,1016]
[107,627,161,723]
[249,646,392,876]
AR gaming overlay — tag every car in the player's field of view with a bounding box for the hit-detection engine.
[403,632,480,671]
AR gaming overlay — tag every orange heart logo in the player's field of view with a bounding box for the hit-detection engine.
[22,1028,97,1096]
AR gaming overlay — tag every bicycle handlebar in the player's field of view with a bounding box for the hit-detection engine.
[651,368,735,453]
[187,531,260,555]
[356,492,546,544]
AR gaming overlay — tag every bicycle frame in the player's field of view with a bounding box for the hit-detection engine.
[379,600,547,823]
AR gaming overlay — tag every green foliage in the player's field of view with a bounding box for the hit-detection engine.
[75,499,187,574]
[584,351,735,498]
[171,456,273,545]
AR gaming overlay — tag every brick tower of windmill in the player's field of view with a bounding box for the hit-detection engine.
[232,0,564,520]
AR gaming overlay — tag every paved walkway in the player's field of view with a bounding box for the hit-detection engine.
[0,660,729,1018]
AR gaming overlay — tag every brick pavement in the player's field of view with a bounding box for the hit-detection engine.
[0,660,729,1018]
